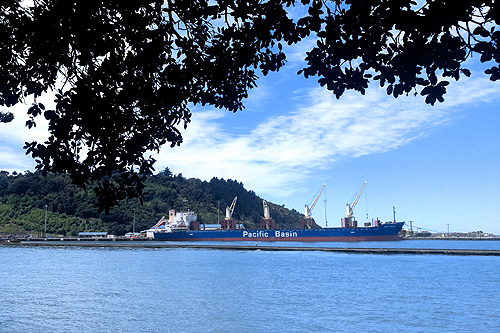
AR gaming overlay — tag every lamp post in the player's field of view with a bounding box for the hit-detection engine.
[324,197,328,227]
[133,209,136,234]
[44,204,47,237]
[217,201,220,224]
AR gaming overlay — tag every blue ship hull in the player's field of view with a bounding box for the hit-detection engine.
[153,222,405,242]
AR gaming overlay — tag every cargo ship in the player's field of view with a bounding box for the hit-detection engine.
[150,219,404,242]
[147,206,404,242]
[147,184,405,242]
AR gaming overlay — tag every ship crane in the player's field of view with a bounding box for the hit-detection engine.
[225,197,237,220]
[302,184,326,229]
[222,197,238,230]
[263,200,271,219]
[343,181,366,228]
[260,200,276,229]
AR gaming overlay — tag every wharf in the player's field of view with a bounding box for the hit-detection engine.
[405,237,500,241]
[1,240,500,256]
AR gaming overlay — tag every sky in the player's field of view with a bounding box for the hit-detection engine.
[1,33,500,236]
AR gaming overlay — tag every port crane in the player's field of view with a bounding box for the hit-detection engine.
[222,197,238,229]
[260,200,276,229]
[343,182,366,228]
[303,184,326,229]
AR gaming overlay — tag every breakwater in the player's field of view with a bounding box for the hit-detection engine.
[2,240,500,256]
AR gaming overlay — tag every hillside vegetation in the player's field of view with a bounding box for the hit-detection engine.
[0,168,303,236]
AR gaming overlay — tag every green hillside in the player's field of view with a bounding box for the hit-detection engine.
[0,168,304,236]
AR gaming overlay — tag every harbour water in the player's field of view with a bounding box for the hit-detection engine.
[1,241,500,332]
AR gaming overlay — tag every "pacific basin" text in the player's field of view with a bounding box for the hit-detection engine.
[242,230,298,238]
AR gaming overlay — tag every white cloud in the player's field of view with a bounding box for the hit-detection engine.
[0,149,37,173]
[0,93,53,172]
[1,103,50,145]
[153,74,500,199]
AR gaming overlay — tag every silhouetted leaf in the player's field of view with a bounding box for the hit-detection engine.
[1,0,499,210]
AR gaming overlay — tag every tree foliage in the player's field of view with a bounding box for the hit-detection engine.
[297,0,500,104]
[1,0,498,209]
[0,170,304,236]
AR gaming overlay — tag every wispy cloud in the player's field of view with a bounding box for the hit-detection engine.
[154,75,500,198]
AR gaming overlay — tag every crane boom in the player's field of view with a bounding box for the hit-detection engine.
[225,197,237,220]
[346,182,366,218]
[305,184,326,218]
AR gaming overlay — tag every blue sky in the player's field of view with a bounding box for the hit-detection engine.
[155,62,500,235]
[1,34,499,235]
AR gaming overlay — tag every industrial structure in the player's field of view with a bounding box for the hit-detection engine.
[221,197,238,230]
[260,200,276,229]
[342,182,366,228]
[302,184,326,229]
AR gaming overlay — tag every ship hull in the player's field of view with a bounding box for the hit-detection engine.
[153,222,404,242]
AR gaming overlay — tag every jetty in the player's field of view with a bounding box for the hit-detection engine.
[1,239,500,256]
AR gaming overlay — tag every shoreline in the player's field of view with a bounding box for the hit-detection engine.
[2,240,500,256]
[404,237,500,241]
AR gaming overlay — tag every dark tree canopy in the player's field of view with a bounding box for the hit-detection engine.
[1,0,498,210]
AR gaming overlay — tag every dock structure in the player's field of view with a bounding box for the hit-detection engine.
[1,240,500,256]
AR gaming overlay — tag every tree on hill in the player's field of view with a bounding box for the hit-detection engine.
[1,0,498,210]
[0,171,304,235]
